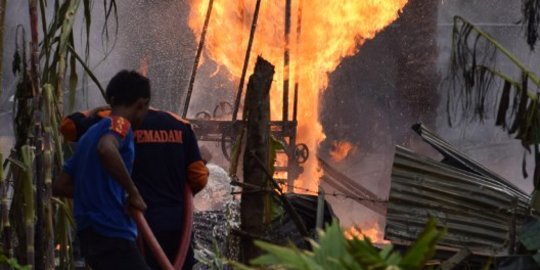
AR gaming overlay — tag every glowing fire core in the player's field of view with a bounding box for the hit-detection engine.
[187,0,408,190]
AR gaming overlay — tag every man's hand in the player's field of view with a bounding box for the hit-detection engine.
[127,190,147,211]
[53,171,74,198]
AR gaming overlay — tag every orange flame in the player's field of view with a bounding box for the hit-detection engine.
[344,222,388,244]
[188,0,408,191]
[330,140,354,162]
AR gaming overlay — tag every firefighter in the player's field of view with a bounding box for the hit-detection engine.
[53,70,151,270]
[60,101,208,269]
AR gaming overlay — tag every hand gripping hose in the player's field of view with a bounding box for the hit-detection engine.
[132,185,194,270]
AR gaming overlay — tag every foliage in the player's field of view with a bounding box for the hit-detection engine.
[523,0,540,50]
[194,240,229,270]
[231,219,444,270]
[0,254,30,270]
[446,16,540,182]
[4,1,118,268]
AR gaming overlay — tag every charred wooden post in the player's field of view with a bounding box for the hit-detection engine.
[241,56,275,262]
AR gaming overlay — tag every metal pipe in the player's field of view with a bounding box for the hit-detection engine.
[183,0,215,118]
[232,0,263,121]
[292,0,303,122]
[282,0,292,122]
[316,185,325,231]
[288,0,303,192]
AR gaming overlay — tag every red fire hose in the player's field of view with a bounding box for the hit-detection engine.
[132,185,194,270]
[174,185,194,268]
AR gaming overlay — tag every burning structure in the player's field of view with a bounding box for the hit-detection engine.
[2,0,534,268]
[184,0,409,191]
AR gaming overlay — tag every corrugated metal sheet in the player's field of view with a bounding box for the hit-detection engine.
[412,123,528,201]
[386,143,531,255]
[318,157,386,215]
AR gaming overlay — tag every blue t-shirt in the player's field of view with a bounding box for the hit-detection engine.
[64,116,137,241]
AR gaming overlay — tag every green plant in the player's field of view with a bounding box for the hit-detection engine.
[0,254,31,270]
[231,219,444,270]
[5,1,117,268]
[194,240,228,270]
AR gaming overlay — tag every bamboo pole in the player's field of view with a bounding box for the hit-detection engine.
[0,0,6,97]
[41,85,56,269]
[0,156,12,261]
[28,1,42,268]
[232,0,263,121]
[183,0,214,118]
[21,145,35,269]
[56,0,81,113]
[0,153,3,232]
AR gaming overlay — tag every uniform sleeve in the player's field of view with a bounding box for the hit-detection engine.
[185,125,208,193]
[60,110,109,142]
[106,116,131,145]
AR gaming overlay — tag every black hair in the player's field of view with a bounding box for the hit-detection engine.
[105,70,150,106]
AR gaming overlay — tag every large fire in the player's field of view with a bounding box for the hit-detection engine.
[187,0,408,190]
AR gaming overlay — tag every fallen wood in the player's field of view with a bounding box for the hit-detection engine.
[438,248,472,270]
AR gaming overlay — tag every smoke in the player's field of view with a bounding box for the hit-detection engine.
[320,0,440,228]
[320,0,539,228]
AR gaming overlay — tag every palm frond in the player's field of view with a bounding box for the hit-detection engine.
[523,0,540,50]
[446,16,540,182]
[447,16,540,143]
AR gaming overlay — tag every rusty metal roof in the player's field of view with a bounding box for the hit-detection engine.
[385,124,531,255]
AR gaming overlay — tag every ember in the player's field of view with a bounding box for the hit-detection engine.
[344,222,388,244]
[329,140,355,162]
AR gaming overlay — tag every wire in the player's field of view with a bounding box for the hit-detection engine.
[229,178,388,204]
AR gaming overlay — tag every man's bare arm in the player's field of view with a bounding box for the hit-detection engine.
[97,134,146,211]
[52,171,74,198]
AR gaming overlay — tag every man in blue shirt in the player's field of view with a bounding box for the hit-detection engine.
[60,107,208,269]
[53,70,151,270]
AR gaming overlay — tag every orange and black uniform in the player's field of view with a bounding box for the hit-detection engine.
[61,108,208,270]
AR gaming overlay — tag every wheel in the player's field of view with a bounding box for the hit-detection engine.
[195,111,212,120]
[220,127,236,161]
[212,101,233,119]
[294,143,309,164]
